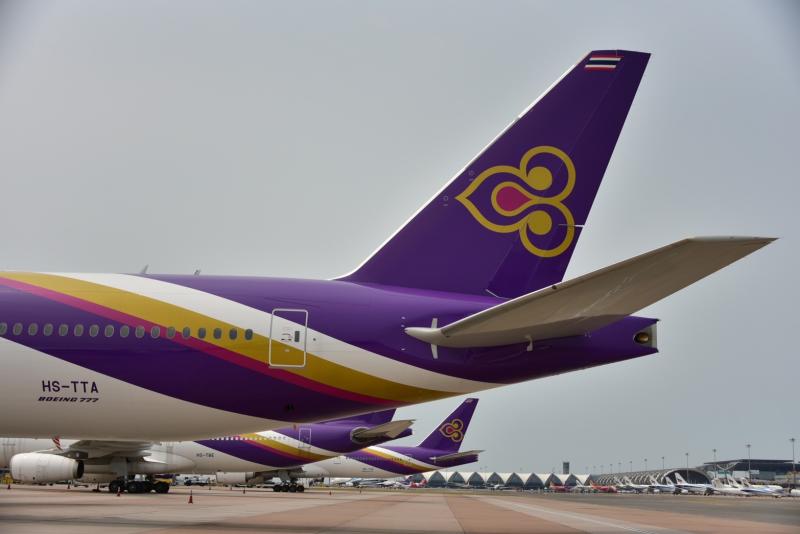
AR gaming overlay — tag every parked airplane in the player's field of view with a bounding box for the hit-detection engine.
[736,478,784,496]
[0,50,772,472]
[711,477,750,496]
[303,398,481,480]
[725,475,782,497]
[648,475,677,494]
[590,482,618,494]
[673,472,713,495]
[3,409,413,493]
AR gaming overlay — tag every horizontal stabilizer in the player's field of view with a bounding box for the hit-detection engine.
[432,450,483,463]
[406,236,774,348]
[351,419,414,441]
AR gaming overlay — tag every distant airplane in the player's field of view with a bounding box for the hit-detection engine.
[304,398,481,480]
[589,482,618,494]
[710,477,750,496]
[612,476,647,493]
[648,475,677,494]
[724,475,783,497]
[0,50,772,469]
[2,409,413,493]
[673,472,713,495]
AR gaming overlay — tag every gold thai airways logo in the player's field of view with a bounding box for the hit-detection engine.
[439,418,465,443]
[456,146,576,257]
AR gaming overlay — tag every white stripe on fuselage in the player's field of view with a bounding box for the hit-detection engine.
[52,273,495,393]
[0,337,286,441]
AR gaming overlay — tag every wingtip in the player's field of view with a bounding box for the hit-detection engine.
[686,236,777,246]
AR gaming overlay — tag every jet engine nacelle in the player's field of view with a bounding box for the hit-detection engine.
[216,472,257,485]
[10,452,84,483]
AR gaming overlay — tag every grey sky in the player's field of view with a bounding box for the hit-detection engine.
[1,0,797,473]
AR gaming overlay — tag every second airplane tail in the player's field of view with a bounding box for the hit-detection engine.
[418,398,478,452]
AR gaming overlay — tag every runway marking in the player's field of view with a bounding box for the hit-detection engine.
[479,496,690,534]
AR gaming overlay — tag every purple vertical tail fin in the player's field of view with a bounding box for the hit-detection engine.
[418,398,478,452]
[341,50,650,298]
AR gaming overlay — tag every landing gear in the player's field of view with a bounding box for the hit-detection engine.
[124,480,154,494]
[108,480,123,494]
[153,481,170,494]
[272,482,305,493]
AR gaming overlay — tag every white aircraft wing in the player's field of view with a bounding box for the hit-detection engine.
[431,449,483,463]
[406,237,773,348]
[351,420,414,441]
[54,440,154,459]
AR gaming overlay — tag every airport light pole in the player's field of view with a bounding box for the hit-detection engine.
[629,460,633,473]
[791,438,796,488]
[712,448,717,479]
[685,452,689,482]
[644,458,648,471]
[661,456,665,470]
[618,462,622,473]
[746,444,751,480]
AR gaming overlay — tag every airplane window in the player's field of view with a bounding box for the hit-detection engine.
[135,326,145,339]
[43,324,54,336]
[104,325,115,338]
[181,327,191,339]
[229,328,237,340]
[58,324,69,337]
[12,323,22,335]
[119,325,130,338]
[28,323,39,336]
[198,327,206,339]
[150,326,161,338]
[244,329,253,340]
[0,323,6,335]
[213,328,222,340]
[74,324,84,337]
[166,327,176,339]
[89,324,99,337]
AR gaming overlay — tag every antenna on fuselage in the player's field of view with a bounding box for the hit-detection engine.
[139,264,149,275]
[193,269,201,276]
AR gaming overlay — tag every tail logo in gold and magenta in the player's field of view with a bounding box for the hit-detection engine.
[456,146,576,257]
[438,418,465,443]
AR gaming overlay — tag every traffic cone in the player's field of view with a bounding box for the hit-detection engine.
[188,490,193,504]
[242,487,246,494]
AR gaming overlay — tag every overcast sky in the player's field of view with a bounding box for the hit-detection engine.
[1,0,797,473]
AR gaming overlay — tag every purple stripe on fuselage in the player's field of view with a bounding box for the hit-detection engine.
[147,276,658,384]
[347,445,477,475]
[196,422,391,468]
[0,284,377,422]
[197,438,311,467]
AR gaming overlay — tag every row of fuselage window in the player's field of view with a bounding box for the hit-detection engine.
[0,321,255,342]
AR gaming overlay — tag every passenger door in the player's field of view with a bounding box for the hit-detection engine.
[268,309,308,368]
[298,427,311,451]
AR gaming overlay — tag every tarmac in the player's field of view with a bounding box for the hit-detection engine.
[0,485,798,534]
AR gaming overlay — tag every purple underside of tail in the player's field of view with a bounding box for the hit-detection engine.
[342,50,650,299]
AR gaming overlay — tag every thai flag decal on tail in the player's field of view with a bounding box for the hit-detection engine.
[585,55,621,71]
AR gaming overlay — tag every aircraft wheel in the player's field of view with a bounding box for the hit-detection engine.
[108,480,122,493]
[297,485,305,493]
[288,484,297,493]
[154,482,170,494]
[272,485,281,492]
[126,481,140,494]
